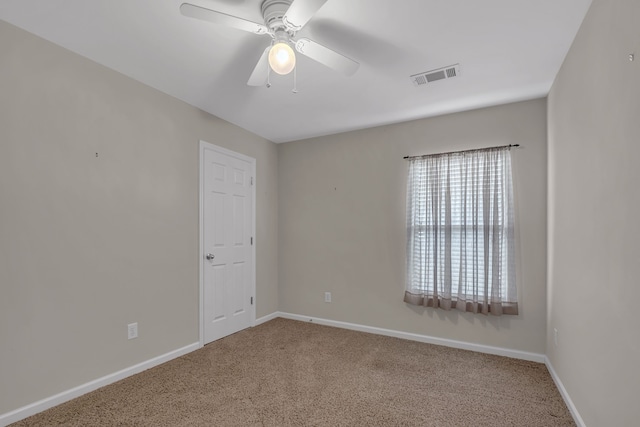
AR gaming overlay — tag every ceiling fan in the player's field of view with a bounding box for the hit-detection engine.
[180,0,360,86]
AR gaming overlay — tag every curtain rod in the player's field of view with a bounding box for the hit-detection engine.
[403,144,520,160]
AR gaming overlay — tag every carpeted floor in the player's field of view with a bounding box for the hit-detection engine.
[12,318,575,426]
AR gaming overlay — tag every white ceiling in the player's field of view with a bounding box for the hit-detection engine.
[0,0,593,143]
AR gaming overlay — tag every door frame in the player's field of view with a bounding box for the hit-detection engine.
[199,140,256,347]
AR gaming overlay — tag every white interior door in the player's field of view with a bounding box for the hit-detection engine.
[200,142,255,345]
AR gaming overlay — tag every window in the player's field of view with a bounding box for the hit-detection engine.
[404,146,518,315]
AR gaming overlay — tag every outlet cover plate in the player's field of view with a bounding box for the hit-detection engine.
[128,322,138,340]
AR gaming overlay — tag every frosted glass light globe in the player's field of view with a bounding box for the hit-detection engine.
[268,42,296,75]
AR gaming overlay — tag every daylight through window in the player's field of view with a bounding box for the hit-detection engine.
[404,146,518,315]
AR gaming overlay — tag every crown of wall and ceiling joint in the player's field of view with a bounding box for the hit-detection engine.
[410,64,461,87]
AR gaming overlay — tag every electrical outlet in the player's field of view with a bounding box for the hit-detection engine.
[324,292,331,303]
[553,328,558,347]
[128,322,138,340]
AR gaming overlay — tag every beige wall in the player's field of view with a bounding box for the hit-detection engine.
[547,0,640,424]
[278,99,547,354]
[0,21,278,414]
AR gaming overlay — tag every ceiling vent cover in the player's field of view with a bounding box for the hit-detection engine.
[410,64,460,87]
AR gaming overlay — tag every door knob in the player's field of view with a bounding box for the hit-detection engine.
[206,253,215,260]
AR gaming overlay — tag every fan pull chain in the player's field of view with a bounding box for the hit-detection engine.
[266,65,271,88]
[292,66,298,94]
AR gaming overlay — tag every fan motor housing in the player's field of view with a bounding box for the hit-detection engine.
[261,0,292,30]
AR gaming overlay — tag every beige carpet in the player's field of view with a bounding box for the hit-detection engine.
[12,318,574,426]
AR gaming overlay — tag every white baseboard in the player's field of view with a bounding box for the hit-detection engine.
[255,311,280,326]
[276,311,546,363]
[545,356,585,427]
[0,342,200,427]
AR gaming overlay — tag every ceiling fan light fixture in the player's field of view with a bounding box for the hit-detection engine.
[268,42,296,75]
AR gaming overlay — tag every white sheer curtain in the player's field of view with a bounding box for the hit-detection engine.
[404,147,518,315]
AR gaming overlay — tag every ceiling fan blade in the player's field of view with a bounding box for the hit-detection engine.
[283,0,328,31]
[294,38,359,76]
[180,3,269,35]
[247,47,271,86]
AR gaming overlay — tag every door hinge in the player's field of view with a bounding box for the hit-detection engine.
[251,177,254,186]
[250,296,254,305]
[250,237,253,245]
